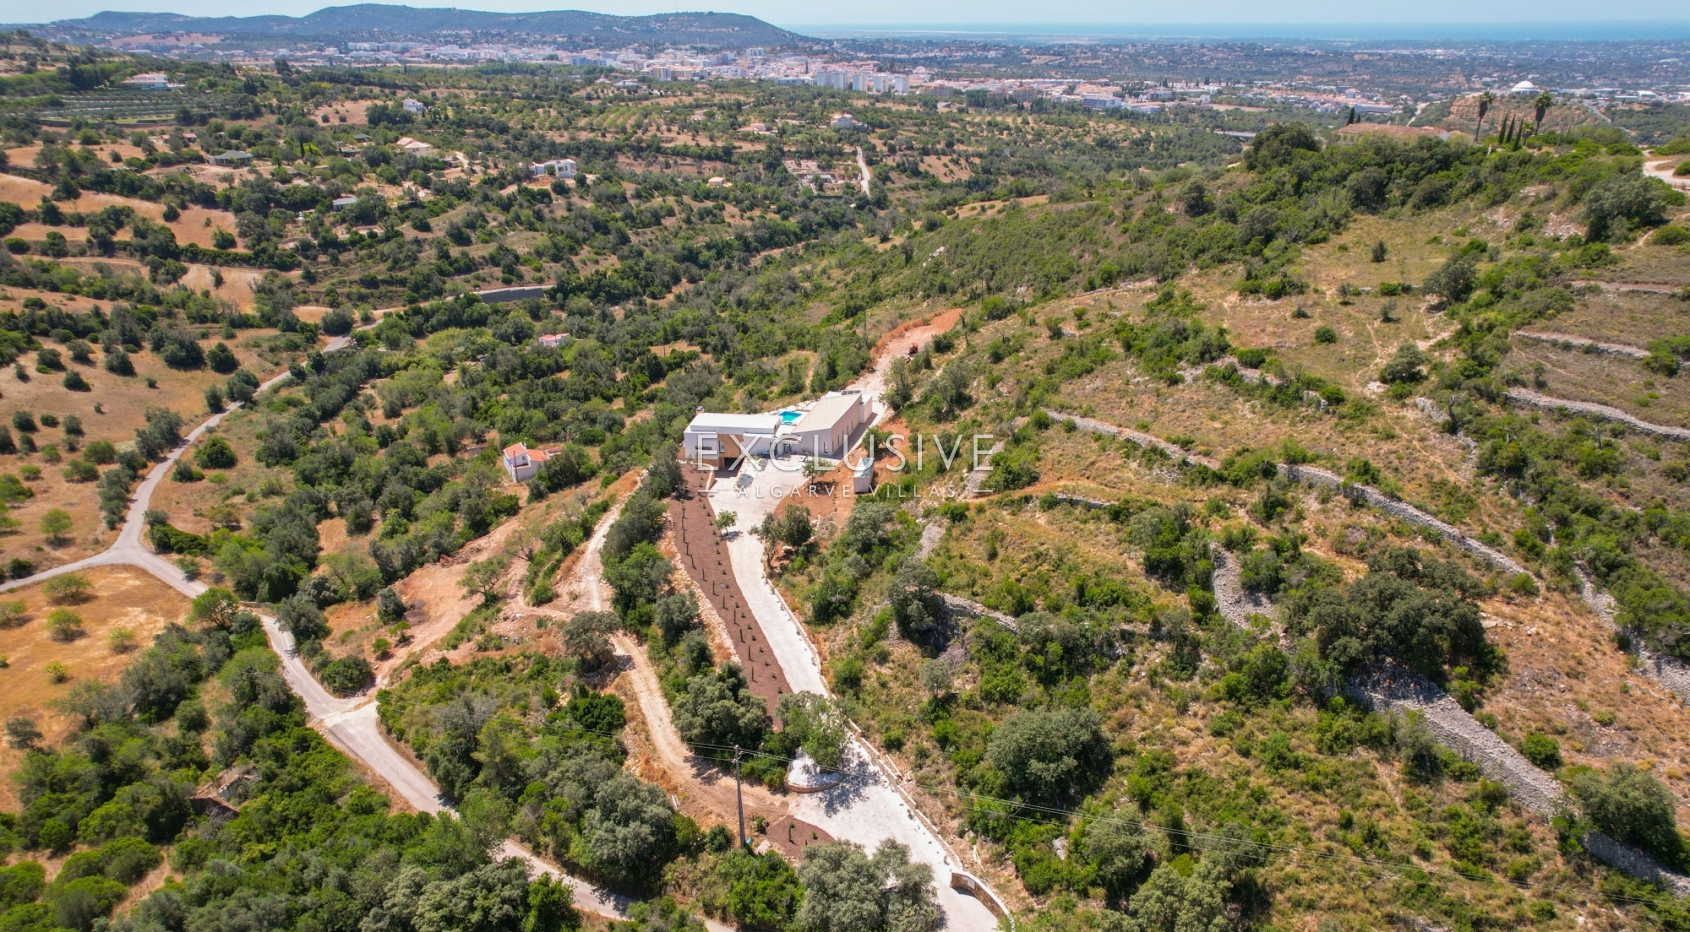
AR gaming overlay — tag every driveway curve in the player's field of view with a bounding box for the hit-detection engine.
[0,346,722,929]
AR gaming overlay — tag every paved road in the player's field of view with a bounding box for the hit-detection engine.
[0,348,718,929]
[697,334,1009,928]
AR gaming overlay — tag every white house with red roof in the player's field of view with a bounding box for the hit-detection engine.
[502,442,550,481]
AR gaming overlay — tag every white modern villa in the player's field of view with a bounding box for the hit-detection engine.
[683,390,870,468]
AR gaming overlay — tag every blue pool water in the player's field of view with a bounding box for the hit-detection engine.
[779,410,803,423]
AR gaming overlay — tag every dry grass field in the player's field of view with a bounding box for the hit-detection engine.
[0,172,239,249]
[1506,340,1690,427]
[0,566,188,810]
[0,329,292,571]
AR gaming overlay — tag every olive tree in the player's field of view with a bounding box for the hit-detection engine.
[794,840,937,932]
[986,706,1112,805]
[671,664,768,750]
[583,773,677,883]
[777,691,848,771]
[1572,762,1682,861]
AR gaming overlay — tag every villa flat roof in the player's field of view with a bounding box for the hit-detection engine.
[686,412,782,433]
[793,392,860,431]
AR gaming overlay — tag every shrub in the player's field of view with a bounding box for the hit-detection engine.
[986,707,1112,805]
[205,342,239,374]
[44,660,69,683]
[62,460,98,483]
[1313,326,1338,344]
[103,350,134,376]
[0,601,27,628]
[320,308,355,336]
[317,655,373,695]
[1423,253,1478,304]
[63,370,90,392]
[194,437,237,470]
[1520,733,1562,770]
[44,573,93,604]
[1651,225,1690,246]
[46,609,85,642]
[1379,344,1428,384]
[1583,173,1672,241]
[1572,763,1681,861]
[39,509,73,544]
[107,627,138,654]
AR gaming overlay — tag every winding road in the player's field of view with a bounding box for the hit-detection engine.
[0,342,717,929]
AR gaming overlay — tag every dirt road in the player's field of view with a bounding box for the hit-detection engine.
[1645,156,1690,192]
[0,345,728,931]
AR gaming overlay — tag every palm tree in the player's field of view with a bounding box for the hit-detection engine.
[1475,90,1495,140]
[1533,91,1555,132]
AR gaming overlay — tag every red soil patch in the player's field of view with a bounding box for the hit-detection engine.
[873,307,963,360]
[762,815,834,861]
[671,465,792,715]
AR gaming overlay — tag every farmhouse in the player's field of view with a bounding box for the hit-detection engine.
[531,158,577,178]
[501,442,550,482]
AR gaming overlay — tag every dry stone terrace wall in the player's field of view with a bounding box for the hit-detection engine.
[1048,409,1529,577]
[1035,411,1690,894]
[1279,464,1530,578]
[1347,665,1567,816]
[1505,389,1690,443]
[1514,331,1652,360]
[1210,547,1277,633]
[1575,567,1690,704]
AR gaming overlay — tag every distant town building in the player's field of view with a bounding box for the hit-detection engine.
[331,196,359,210]
[395,137,433,154]
[531,158,577,178]
[122,72,177,90]
[401,98,426,114]
[1510,80,1540,95]
[206,150,254,167]
[538,334,567,348]
[831,112,862,131]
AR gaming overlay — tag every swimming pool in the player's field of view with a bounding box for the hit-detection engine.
[779,410,803,424]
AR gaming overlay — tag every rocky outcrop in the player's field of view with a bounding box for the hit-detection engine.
[939,594,1017,630]
[1575,567,1690,704]
[1505,389,1690,443]
[1210,548,1277,632]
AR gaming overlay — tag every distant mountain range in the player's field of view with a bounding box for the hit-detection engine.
[14,4,808,47]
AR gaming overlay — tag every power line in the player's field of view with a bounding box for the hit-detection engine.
[543,719,1667,909]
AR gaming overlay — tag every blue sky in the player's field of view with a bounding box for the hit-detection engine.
[19,0,1690,31]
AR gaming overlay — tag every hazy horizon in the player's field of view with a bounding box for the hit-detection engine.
[14,0,1690,38]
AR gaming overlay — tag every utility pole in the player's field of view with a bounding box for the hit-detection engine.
[733,746,748,847]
